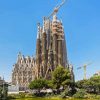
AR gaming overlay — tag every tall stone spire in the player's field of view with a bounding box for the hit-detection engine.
[36,23,41,78]
[62,26,68,67]
[43,17,46,33]
[37,23,40,39]
[17,52,22,63]
[53,14,57,22]
[41,17,47,77]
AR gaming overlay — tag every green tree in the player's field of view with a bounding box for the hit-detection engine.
[46,80,53,89]
[29,78,47,90]
[52,66,71,89]
[0,84,8,99]
[0,86,2,98]
[73,89,87,99]
[76,79,88,89]
[76,75,100,94]
[86,75,100,93]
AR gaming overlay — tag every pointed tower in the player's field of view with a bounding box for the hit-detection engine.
[52,15,58,68]
[57,20,64,66]
[41,17,47,77]
[36,23,41,78]
[62,27,68,67]
[17,52,22,63]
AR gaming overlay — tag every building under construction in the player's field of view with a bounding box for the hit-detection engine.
[12,0,74,88]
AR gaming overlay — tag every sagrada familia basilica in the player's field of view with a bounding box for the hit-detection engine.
[12,0,74,88]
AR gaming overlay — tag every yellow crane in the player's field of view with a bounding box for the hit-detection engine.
[47,0,67,19]
[77,62,92,80]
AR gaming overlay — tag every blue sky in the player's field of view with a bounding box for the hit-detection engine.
[0,0,100,82]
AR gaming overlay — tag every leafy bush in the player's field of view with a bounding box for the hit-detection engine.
[29,78,47,90]
[60,89,71,98]
[73,89,87,98]
[76,76,100,94]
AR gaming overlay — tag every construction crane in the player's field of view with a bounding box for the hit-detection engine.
[77,62,92,80]
[47,0,67,19]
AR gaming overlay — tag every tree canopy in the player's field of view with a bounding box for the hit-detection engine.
[29,78,47,90]
[52,66,72,89]
[76,75,100,94]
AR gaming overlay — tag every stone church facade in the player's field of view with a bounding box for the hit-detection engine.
[12,54,36,88]
[12,2,74,88]
[35,15,68,79]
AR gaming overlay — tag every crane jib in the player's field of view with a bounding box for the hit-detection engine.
[47,0,67,19]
